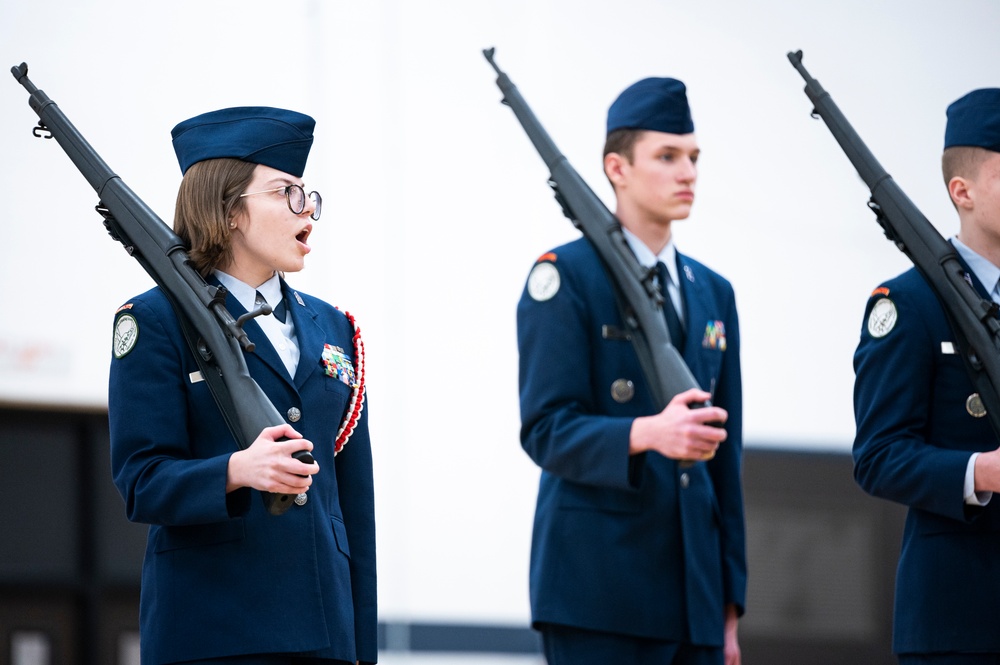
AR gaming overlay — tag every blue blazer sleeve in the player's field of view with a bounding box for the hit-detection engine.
[109,291,242,526]
[853,270,988,522]
[517,242,642,491]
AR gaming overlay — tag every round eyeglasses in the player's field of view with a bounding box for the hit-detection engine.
[239,184,322,221]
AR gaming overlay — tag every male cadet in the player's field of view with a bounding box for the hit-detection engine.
[517,77,747,665]
[853,89,1000,664]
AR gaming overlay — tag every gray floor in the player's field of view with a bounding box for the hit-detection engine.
[378,654,544,665]
[109,633,546,665]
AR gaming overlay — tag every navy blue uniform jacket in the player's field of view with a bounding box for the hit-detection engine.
[517,237,747,646]
[854,262,1000,655]
[109,281,377,665]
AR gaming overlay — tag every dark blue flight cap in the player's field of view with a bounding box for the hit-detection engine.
[171,106,316,177]
[944,88,1000,153]
[607,77,694,135]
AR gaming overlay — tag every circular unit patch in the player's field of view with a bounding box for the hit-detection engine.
[867,297,898,338]
[527,262,561,302]
[113,313,139,358]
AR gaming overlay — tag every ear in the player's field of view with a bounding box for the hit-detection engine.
[948,175,975,211]
[604,152,626,189]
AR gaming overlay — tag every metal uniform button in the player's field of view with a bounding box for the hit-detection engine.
[610,378,635,404]
[967,393,987,418]
[287,407,302,423]
[680,473,690,489]
[294,493,308,506]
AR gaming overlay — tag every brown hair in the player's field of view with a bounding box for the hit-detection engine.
[942,146,995,185]
[173,158,257,276]
[603,128,645,163]
[603,128,646,189]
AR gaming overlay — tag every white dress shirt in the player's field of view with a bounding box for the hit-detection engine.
[213,270,300,379]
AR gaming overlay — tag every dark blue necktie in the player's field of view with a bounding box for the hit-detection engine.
[256,291,287,323]
[656,261,685,354]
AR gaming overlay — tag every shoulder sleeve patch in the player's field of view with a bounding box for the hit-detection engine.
[113,313,139,358]
[536,252,557,264]
[867,297,898,338]
[527,261,561,302]
[870,286,890,298]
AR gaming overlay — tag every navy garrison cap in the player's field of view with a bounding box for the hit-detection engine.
[607,77,694,135]
[171,106,316,176]
[944,88,1000,153]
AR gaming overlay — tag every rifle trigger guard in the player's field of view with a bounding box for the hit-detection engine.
[196,338,214,363]
[32,121,52,139]
[209,285,229,308]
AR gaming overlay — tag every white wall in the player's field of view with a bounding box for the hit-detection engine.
[2,0,998,626]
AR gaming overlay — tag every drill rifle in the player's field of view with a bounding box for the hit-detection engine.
[483,47,709,413]
[788,49,1000,439]
[11,62,310,515]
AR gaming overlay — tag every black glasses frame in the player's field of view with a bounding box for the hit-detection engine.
[239,184,322,220]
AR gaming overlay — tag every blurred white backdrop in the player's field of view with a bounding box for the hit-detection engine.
[2,0,998,629]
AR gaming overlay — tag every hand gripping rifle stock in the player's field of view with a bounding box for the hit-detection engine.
[483,47,711,416]
[10,62,311,515]
[788,49,1000,440]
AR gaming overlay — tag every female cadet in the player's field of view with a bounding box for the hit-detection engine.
[108,107,376,665]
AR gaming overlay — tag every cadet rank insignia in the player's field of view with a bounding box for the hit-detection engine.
[867,297,898,338]
[322,344,356,386]
[113,313,138,359]
[702,320,727,351]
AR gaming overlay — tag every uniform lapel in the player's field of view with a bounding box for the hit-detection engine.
[676,253,710,386]
[283,283,324,389]
[676,254,699,356]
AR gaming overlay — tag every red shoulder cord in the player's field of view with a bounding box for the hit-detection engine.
[334,310,365,455]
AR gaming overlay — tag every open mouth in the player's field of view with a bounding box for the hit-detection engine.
[296,226,312,245]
